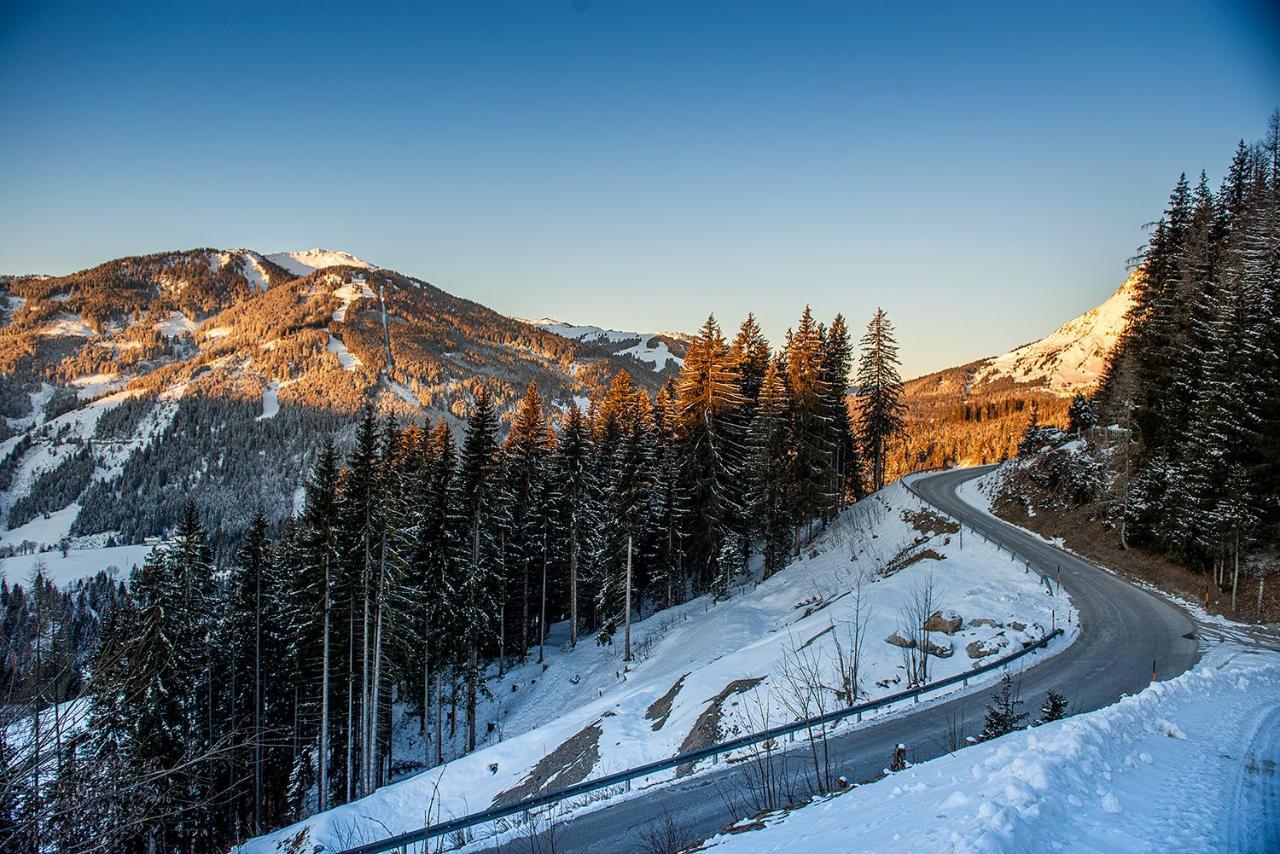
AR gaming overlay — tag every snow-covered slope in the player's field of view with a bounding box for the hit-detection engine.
[972,269,1140,394]
[0,248,667,575]
[264,248,375,277]
[245,481,1075,853]
[702,640,1280,853]
[531,318,688,371]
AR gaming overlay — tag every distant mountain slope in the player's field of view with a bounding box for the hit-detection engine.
[889,271,1137,479]
[972,269,1139,394]
[0,248,668,562]
[529,318,690,373]
[264,248,376,277]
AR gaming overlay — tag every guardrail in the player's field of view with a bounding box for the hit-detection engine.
[343,622,1065,854]
[903,467,1062,594]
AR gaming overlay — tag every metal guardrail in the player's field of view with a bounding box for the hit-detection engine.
[342,624,1065,854]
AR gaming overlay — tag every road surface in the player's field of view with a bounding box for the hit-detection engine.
[474,466,1201,853]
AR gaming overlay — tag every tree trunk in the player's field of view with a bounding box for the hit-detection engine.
[539,529,548,664]
[254,560,262,832]
[570,523,579,648]
[624,535,633,662]
[1232,531,1240,612]
[319,554,331,812]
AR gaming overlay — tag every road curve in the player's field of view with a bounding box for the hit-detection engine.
[478,466,1201,853]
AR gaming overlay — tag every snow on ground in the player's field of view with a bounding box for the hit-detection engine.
[1,504,81,551]
[215,249,273,290]
[257,381,281,420]
[266,248,375,277]
[39,313,96,338]
[331,274,377,322]
[154,310,196,338]
[973,270,1139,395]
[244,481,1075,853]
[702,640,1280,853]
[0,390,135,523]
[70,372,125,399]
[0,543,151,588]
[327,334,362,370]
[531,319,685,371]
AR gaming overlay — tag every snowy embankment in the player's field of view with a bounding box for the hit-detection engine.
[244,481,1077,853]
[702,641,1280,853]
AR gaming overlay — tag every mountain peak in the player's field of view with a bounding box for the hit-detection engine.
[972,268,1140,394]
[264,248,375,277]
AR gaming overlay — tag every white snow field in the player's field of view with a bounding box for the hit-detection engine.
[703,640,1280,853]
[244,481,1076,853]
[530,319,685,371]
[266,248,375,277]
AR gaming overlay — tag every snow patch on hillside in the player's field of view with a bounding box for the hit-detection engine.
[266,248,375,277]
[245,481,1075,853]
[39,313,96,338]
[331,274,376,322]
[531,318,686,371]
[973,269,1139,395]
[703,641,1280,853]
[327,334,362,370]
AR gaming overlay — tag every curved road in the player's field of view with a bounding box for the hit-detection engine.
[478,466,1201,853]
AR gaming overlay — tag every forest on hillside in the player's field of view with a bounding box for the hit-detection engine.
[997,118,1280,617]
[0,306,908,851]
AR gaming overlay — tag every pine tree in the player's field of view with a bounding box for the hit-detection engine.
[647,381,686,609]
[747,360,793,576]
[452,388,502,753]
[856,308,905,492]
[675,316,746,592]
[1036,690,1068,725]
[552,403,599,647]
[978,672,1027,741]
[498,381,555,663]
[594,371,654,640]
[822,313,863,505]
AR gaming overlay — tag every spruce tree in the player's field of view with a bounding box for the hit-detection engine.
[856,308,906,492]
[676,315,746,591]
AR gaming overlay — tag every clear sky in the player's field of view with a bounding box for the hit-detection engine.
[1,1,1277,377]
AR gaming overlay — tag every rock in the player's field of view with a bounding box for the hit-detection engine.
[1010,621,1027,632]
[970,617,1003,629]
[885,631,916,649]
[924,638,953,658]
[923,609,963,634]
[965,635,1009,659]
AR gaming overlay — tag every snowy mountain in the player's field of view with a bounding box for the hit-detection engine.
[264,248,376,277]
[529,318,690,372]
[972,269,1140,395]
[0,247,671,571]
[892,270,1139,476]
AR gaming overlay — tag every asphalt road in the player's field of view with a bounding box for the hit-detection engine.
[477,466,1201,853]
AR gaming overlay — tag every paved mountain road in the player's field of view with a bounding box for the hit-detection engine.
[476,466,1201,853]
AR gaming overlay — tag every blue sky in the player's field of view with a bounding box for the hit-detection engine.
[1,1,1276,377]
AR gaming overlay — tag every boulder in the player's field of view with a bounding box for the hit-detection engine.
[924,638,953,658]
[970,617,1003,629]
[1010,621,1027,632]
[965,635,1009,659]
[885,631,916,649]
[923,609,963,634]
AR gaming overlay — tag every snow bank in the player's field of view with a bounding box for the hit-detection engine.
[704,642,1280,853]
